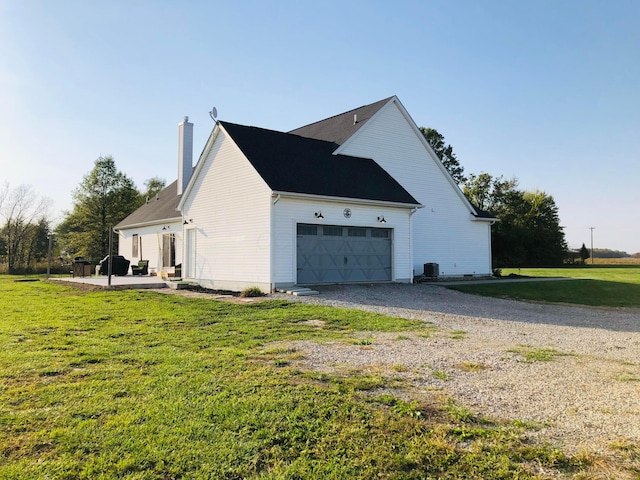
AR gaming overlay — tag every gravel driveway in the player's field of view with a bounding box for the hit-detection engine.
[272,283,640,457]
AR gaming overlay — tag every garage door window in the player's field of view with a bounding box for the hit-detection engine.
[323,226,342,236]
[348,227,366,237]
[297,225,317,235]
[371,229,389,238]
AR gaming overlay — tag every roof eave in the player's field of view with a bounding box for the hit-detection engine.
[115,217,182,231]
[470,215,499,223]
[271,191,423,209]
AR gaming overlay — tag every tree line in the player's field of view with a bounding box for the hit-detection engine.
[589,248,633,258]
[0,157,165,273]
[420,128,567,267]
[0,184,51,274]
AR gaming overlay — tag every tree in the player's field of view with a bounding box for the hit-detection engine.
[0,183,6,263]
[143,176,166,200]
[0,183,7,211]
[463,173,567,267]
[24,218,50,267]
[57,156,142,262]
[419,127,466,184]
[463,173,519,211]
[580,243,590,264]
[0,184,52,273]
[521,190,567,266]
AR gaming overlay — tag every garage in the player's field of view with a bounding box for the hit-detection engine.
[296,223,392,284]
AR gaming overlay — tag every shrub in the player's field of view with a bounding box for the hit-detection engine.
[240,286,264,297]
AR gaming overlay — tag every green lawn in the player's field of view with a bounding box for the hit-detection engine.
[450,266,640,307]
[502,266,640,285]
[0,277,593,479]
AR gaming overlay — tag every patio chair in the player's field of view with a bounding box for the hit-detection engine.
[131,260,149,276]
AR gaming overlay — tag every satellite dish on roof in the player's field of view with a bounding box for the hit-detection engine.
[209,107,218,122]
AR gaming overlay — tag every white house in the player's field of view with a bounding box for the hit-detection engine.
[116,96,494,291]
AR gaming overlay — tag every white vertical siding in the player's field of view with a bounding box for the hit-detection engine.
[117,222,183,274]
[340,101,492,276]
[273,197,413,286]
[181,129,272,291]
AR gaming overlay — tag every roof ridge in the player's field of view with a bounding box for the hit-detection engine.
[289,96,394,133]
[219,120,341,147]
[288,96,395,145]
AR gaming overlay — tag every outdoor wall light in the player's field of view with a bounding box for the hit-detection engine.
[314,211,324,219]
[183,219,193,225]
[377,216,386,223]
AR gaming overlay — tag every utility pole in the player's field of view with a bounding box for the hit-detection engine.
[46,233,53,279]
[107,227,113,287]
[589,227,596,265]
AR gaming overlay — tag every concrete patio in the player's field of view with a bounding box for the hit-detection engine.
[49,275,172,290]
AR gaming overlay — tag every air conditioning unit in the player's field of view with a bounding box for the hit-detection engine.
[423,263,439,278]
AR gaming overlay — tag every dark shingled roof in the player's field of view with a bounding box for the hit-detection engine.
[221,121,419,205]
[471,205,495,219]
[289,97,392,145]
[116,179,181,229]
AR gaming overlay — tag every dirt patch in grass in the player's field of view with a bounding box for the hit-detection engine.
[152,286,270,304]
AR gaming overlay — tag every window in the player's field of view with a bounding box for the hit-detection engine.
[132,234,139,257]
[297,224,318,235]
[322,226,343,236]
[348,228,366,237]
[162,234,176,267]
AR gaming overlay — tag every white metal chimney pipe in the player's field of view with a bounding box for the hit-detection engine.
[177,116,193,196]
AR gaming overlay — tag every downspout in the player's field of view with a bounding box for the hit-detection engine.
[409,207,418,283]
[181,216,187,279]
[270,194,281,292]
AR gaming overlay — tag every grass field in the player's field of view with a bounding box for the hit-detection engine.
[0,277,596,479]
[450,266,640,307]
[502,265,640,284]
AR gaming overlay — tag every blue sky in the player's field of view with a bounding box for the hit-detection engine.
[1,0,639,253]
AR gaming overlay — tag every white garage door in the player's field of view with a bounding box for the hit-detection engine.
[296,224,392,284]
